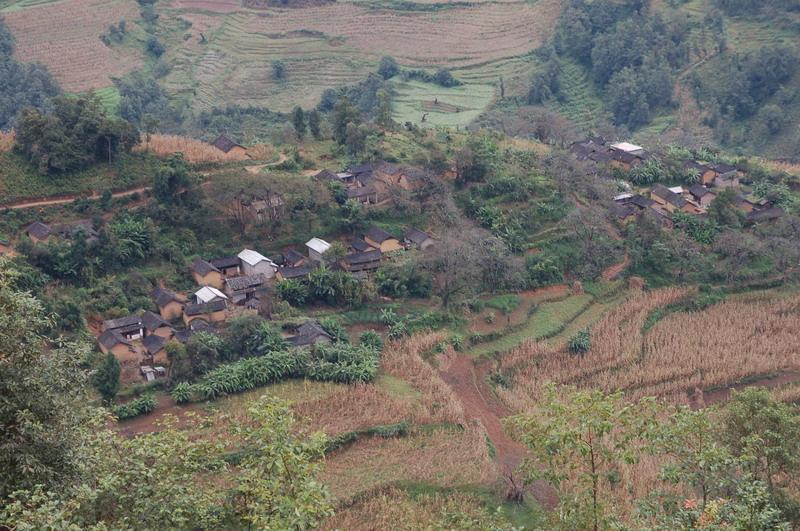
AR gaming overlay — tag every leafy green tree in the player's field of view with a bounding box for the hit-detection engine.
[272,59,286,80]
[292,106,306,139]
[307,108,322,139]
[375,89,393,129]
[0,261,98,498]
[508,385,659,531]
[153,152,190,203]
[332,95,362,145]
[359,330,383,350]
[222,314,265,360]
[721,388,800,492]
[277,278,309,306]
[247,321,288,356]
[146,35,165,56]
[567,329,591,354]
[377,55,399,79]
[708,188,745,228]
[92,352,121,405]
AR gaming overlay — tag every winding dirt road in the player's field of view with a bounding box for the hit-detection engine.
[3,186,151,210]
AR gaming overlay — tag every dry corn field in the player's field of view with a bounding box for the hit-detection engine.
[381,333,465,425]
[498,288,800,410]
[135,134,249,163]
[321,422,496,502]
[293,384,412,436]
[0,130,14,153]
[322,486,500,531]
[3,0,143,92]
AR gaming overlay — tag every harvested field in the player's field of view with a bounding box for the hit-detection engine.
[498,289,800,410]
[323,486,504,530]
[293,383,412,436]
[136,134,250,163]
[321,423,495,501]
[4,0,143,92]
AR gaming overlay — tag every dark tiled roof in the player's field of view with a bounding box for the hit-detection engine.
[684,160,713,173]
[104,315,142,331]
[314,169,337,180]
[288,321,332,347]
[141,310,170,332]
[712,163,737,174]
[211,134,243,154]
[747,206,784,222]
[279,266,311,279]
[283,249,305,266]
[365,227,395,243]
[98,329,131,349]
[25,221,51,240]
[142,334,167,355]
[343,250,382,265]
[688,184,712,199]
[610,203,637,220]
[225,274,265,292]
[404,227,431,245]
[184,299,227,316]
[350,238,374,252]
[629,194,654,209]
[652,185,687,209]
[347,184,376,198]
[209,256,240,269]
[191,258,220,277]
[151,287,182,308]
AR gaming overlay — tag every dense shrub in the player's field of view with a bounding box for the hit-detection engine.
[568,329,591,354]
[189,350,299,401]
[303,343,380,384]
[359,330,383,350]
[112,394,157,420]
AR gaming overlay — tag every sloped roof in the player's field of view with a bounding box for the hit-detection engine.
[278,266,311,279]
[194,286,228,304]
[404,227,431,245]
[365,227,396,243]
[225,274,265,291]
[283,249,305,265]
[314,169,338,180]
[142,334,167,355]
[629,194,654,209]
[184,299,227,317]
[306,238,331,254]
[98,329,132,350]
[151,287,183,308]
[350,238,375,252]
[610,142,644,154]
[288,321,332,347]
[142,310,170,332]
[25,221,51,240]
[688,184,713,199]
[610,203,637,220]
[211,134,244,154]
[191,258,220,277]
[343,250,382,265]
[209,256,240,269]
[238,249,272,267]
[104,315,142,332]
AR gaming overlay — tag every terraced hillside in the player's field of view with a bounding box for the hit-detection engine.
[1,0,561,114]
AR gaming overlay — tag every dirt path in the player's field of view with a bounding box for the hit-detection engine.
[602,250,630,281]
[4,186,150,210]
[690,371,800,410]
[244,152,288,174]
[115,393,204,438]
[439,354,557,507]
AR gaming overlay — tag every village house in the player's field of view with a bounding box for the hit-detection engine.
[684,161,717,186]
[711,163,740,188]
[347,184,381,205]
[610,202,638,224]
[315,169,356,186]
[247,193,286,223]
[746,206,784,223]
[104,315,145,341]
[350,237,375,253]
[141,310,174,339]
[191,258,224,289]
[150,287,185,321]
[194,286,228,304]
[306,237,331,262]
[403,227,435,251]
[211,134,247,157]
[209,256,241,277]
[224,274,266,305]
[283,249,306,268]
[53,219,98,243]
[687,184,716,209]
[608,142,649,170]
[237,249,277,278]
[288,321,332,348]
[276,265,311,281]
[97,329,135,357]
[364,227,403,253]
[651,185,695,214]
[142,334,169,366]
[341,249,382,274]
[615,193,655,212]
[733,195,755,214]
[183,299,227,326]
[25,221,51,244]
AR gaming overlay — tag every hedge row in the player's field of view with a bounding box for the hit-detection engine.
[113,394,157,420]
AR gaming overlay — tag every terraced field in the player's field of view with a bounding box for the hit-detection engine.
[393,79,495,129]
[161,0,561,111]
[3,0,144,92]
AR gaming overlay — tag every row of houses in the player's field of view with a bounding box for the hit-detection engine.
[315,161,428,206]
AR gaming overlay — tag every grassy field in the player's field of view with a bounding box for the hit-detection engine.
[392,79,495,129]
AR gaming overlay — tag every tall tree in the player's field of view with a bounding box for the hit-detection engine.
[92,352,120,405]
[307,108,322,139]
[292,106,306,139]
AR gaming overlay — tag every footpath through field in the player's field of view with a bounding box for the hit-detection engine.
[3,186,151,210]
[439,352,558,508]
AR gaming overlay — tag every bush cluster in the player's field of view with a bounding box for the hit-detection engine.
[112,394,157,420]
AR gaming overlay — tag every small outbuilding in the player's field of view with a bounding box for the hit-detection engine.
[237,249,277,278]
[306,238,331,262]
[211,134,247,156]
